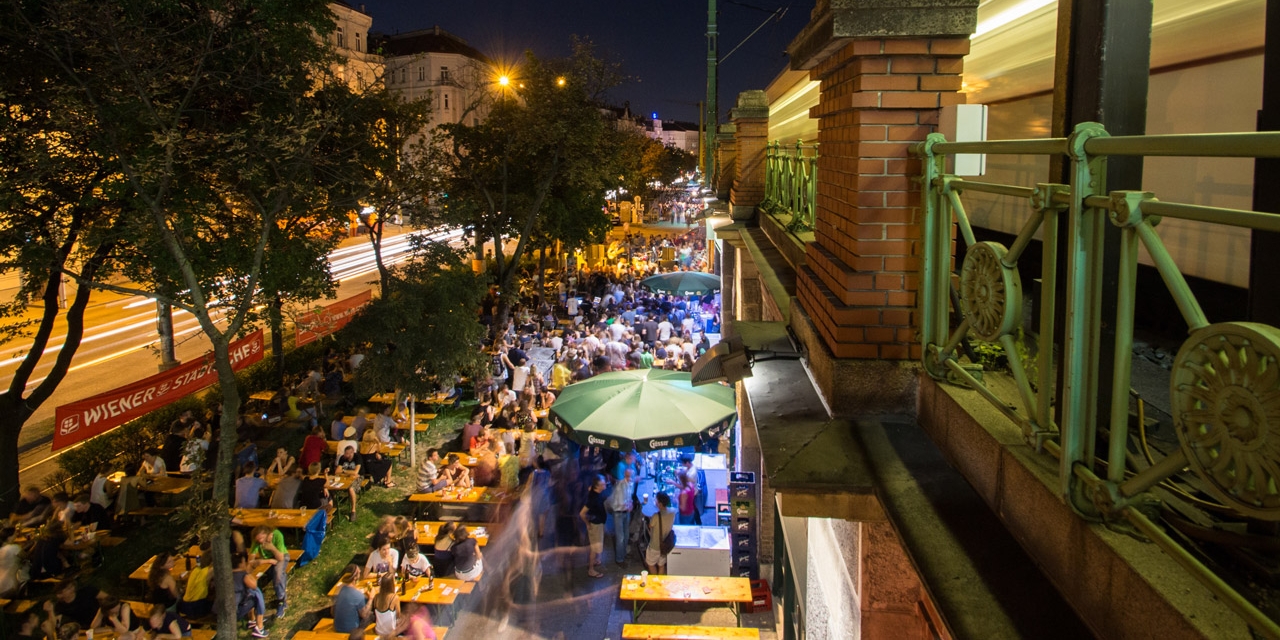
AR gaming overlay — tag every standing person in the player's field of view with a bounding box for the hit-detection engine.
[645,492,676,576]
[609,467,635,566]
[580,475,607,578]
[371,573,401,637]
[298,426,326,477]
[250,526,289,617]
[331,565,372,634]
[677,471,697,525]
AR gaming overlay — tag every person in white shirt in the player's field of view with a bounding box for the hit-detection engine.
[550,334,564,351]
[566,297,579,317]
[364,534,400,575]
[657,317,674,342]
[608,318,628,342]
[90,467,115,510]
[139,449,167,477]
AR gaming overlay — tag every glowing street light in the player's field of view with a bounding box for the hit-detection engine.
[498,75,510,87]
[556,76,566,87]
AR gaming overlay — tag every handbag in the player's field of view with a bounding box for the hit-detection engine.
[658,509,676,555]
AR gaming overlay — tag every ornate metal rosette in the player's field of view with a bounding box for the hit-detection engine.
[1171,322,1280,519]
[959,242,1022,342]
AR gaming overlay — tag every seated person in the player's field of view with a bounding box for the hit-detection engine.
[92,595,140,635]
[337,426,360,459]
[145,551,181,609]
[266,448,295,476]
[10,485,52,527]
[451,526,484,582]
[362,443,395,488]
[364,533,400,575]
[329,446,363,522]
[138,449,168,478]
[27,521,68,579]
[45,579,104,629]
[415,449,449,493]
[330,413,348,441]
[331,564,373,634]
[177,549,214,619]
[296,463,332,511]
[399,541,432,579]
[232,552,268,638]
[234,462,267,509]
[284,392,318,428]
[0,526,28,597]
[472,440,501,488]
[143,603,192,640]
[269,466,304,509]
[441,454,473,489]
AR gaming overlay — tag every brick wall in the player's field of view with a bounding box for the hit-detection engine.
[795,38,968,360]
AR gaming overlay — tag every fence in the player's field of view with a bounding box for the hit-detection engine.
[915,123,1280,637]
[763,140,819,231]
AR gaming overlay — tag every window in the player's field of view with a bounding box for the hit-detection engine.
[336,27,345,48]
[418,66,425,81]
[440,66,451,83]
[355,32,361,53]
[444,94,449,109]
[400,68,406,84]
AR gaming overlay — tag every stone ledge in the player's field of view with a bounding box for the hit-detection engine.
[789,0,979,70]
[918,375,1253,639]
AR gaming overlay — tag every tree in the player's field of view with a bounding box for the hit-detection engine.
[348,86,440,293]
[438,38,621,329]
[0,32,121,514]
[10,1,363,635]
[344,241,487,400]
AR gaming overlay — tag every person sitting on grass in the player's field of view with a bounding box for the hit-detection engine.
[331,564,373,634]
[143,603,192,639]
[232,552,269,638]
[330,445,363,522]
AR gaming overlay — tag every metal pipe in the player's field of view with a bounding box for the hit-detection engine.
[932,139,1069,156]
[1086,131,1280,159]
[1038,208,1059,436]
[1124,507,1280,640]
[1000,333,1039,426]
[944,358,1026,427]
[1108,229,1139,483]
[938,318,972,363]
[1143,200,1280,233]
[1135,222,1210,331]
[1004,210,1044,266]
[1118,448,1189,497]
[949,180,1037,199]
[946,189,977,248]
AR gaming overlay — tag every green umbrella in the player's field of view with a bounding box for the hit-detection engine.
[641,271,721,296]
[548,369,736,452]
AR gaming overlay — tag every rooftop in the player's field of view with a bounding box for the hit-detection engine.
[373,26,489,63]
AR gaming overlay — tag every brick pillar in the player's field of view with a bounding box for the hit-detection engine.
[715,123,737,201]
[861,521,927,640]
[729,90,769,221]
[791,38,969,361]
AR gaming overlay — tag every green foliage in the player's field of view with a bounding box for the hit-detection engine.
[344,242,488,398]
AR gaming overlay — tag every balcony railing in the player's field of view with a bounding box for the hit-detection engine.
[915,123,1280,638]
[763,140,818,231]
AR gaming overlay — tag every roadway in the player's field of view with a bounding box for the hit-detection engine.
[9,226,459,488]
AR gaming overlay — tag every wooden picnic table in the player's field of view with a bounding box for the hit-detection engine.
[368,392,398,404]
[327,575,471,607]
[128,546,201,582]
[264,472,356,492]
[299,626,448,640]
[248,390,276,401]
[230,507,317,530]
[494,428,553,442]
[408,486,513,505]
[81,628,215,640]
[14,526,108,552]
[621,624,760,639]
[127,475,192,495]
[325,440,407,457]
[414,521,492,547]
[619,574,753,626]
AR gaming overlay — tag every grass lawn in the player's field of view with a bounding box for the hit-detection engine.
[75,404,468,639]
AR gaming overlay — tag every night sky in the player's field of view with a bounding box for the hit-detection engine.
[356,0,812,125]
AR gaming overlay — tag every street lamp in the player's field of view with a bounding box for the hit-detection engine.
[497,75,510,87]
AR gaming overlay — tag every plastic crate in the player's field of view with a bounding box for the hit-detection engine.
[744,578,772,613]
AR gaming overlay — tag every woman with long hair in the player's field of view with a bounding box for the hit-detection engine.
[371,573,401,638]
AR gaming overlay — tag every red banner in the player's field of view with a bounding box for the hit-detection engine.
[52,330,266,451]
[294,290,372,347]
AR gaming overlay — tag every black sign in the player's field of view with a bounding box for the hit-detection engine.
[730,471,756,484]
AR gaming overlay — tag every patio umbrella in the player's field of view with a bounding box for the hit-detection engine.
[641,271,721,296]
[548,369,736,452]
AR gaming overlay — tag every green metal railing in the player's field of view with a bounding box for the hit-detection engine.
[916,123,1280,639]
[763,140,818,230]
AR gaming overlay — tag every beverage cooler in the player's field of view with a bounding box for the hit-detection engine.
[667,525,730,576]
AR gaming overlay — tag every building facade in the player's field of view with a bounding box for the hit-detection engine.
[329,2,383,91]
[378,26,494,129]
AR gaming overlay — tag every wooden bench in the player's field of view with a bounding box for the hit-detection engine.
[122,506,177,523]
[311,618,448,638]
[621,624,760,639]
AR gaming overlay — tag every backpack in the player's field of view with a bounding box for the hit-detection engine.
[658,509,676,555]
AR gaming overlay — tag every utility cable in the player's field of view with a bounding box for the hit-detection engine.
[719,4,789,65]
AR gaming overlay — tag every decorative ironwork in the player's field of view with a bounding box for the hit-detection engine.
[763,140,818,231]
[1172,322,1280,518]
[960,242,1021,342]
